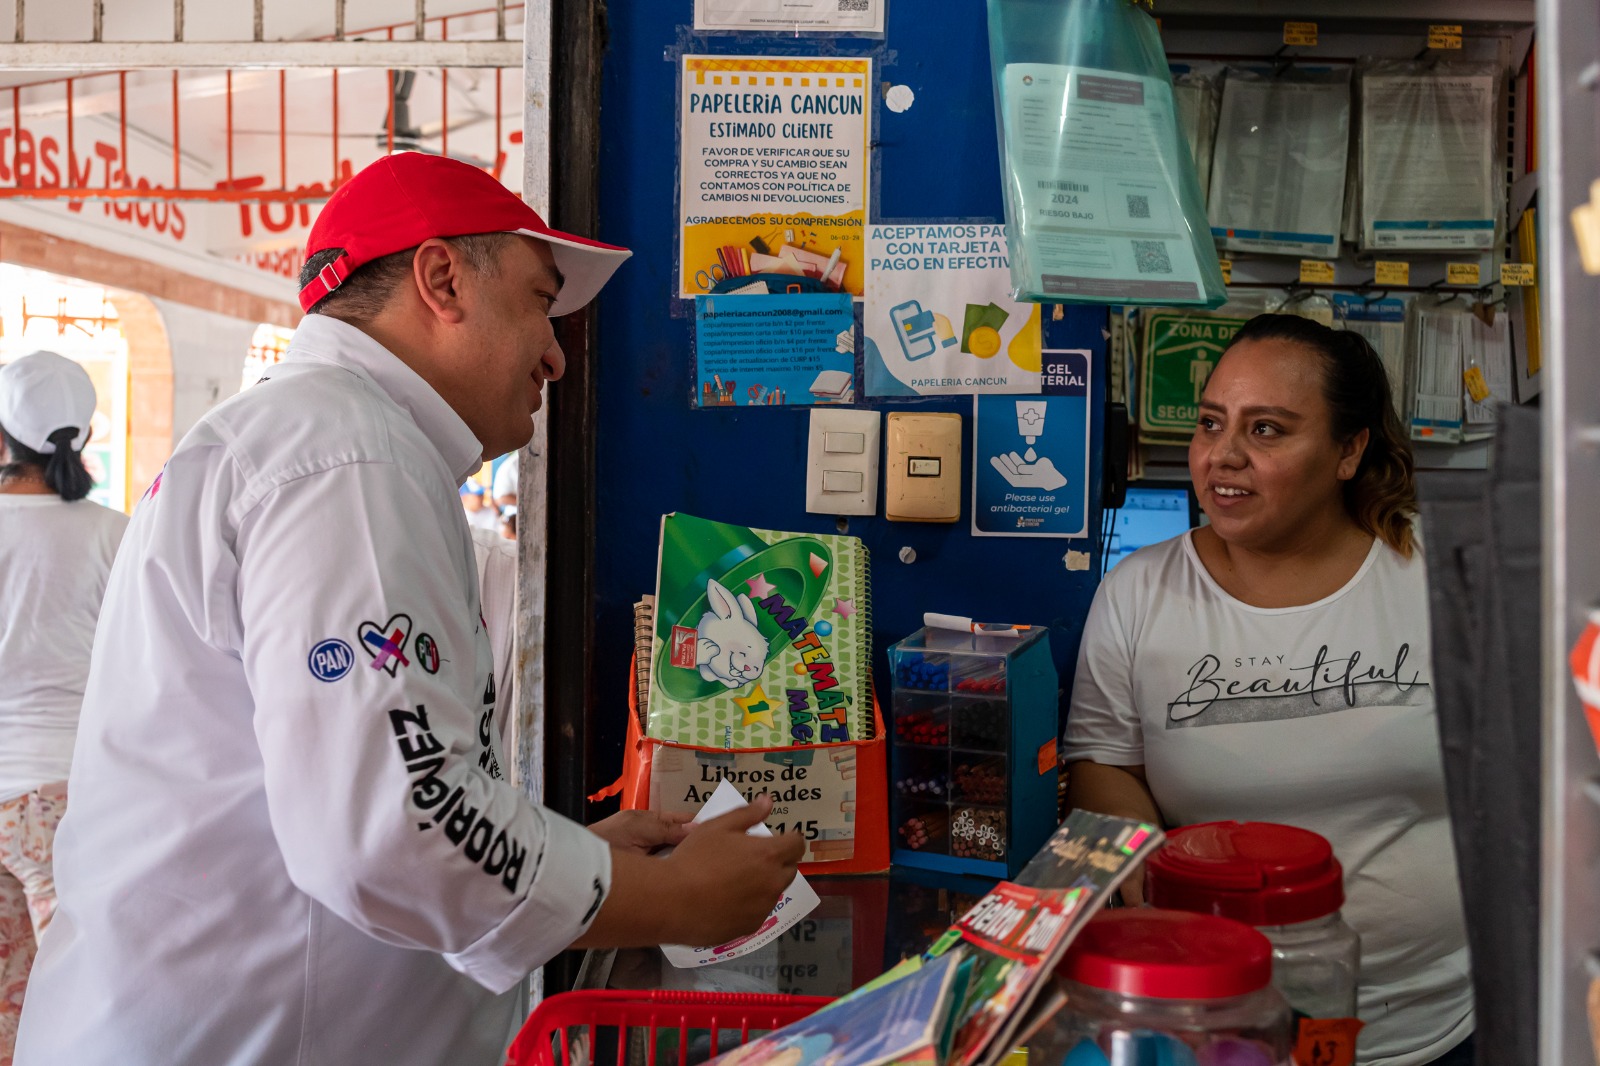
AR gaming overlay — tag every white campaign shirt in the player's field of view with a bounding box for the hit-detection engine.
[0,495,127,802]
[470,526,521,787]
[1065,532,1471,1066]
[17,315,612,1066]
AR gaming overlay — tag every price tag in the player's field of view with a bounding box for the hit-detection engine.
[1501,262,1536,286]
[1447,262,1482,286]
[1299,260,1335,284]
[1219,258,1233,285]
[1283,21,1318,46]
[1294,1018,1363,1066]
[1463,366,1491,404]
[1373,261,1410,286]
[1428,24,1464,49]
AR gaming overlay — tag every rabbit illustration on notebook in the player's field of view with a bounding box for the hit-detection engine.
[646,513,871,748]
[696,578,770,690]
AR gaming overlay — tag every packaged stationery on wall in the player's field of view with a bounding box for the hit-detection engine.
[985,0,1227,308]
[1333,292,1411,415]
[1357,60,1505,253]
[1406,303,1471,444]
[1462,309,1513,439]
[1208,67,1353,259]
[1172,69,1221,203]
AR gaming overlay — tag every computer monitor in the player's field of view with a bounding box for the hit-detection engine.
[1104,482,1199,572]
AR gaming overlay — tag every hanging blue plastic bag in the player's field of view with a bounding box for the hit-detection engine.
[987,0,1226,307]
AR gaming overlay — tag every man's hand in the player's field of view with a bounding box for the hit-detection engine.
[656,794,805,947]
[589,809,693,855]
[573,794,806,950]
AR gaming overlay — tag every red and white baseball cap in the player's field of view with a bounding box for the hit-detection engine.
[299,152,631,316]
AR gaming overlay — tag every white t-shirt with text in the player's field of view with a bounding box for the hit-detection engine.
[1065,531,1471,1066]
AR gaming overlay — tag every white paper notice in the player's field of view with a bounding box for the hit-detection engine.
[661,780,821,969]
[863,223,1042,397]
[695,0,884,34]
[679,55,871,299]
[1001,63,1207,303]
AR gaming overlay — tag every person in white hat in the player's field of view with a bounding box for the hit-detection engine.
[0,351,128,1060]
[16,153,804,1066]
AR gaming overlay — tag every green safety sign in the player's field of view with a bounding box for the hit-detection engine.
[1139,310,1249,439]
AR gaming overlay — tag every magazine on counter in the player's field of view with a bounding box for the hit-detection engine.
[706,949,966,1066]
[936,810,1163,1066]
[702,810,1161,1066]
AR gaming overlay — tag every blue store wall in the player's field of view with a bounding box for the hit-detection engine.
[590,0,1112,784]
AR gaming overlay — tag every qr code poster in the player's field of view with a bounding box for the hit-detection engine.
[997,64,1222,305]
[693,0,884,34]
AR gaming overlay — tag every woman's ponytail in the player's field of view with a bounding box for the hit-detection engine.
[41,426,93,501]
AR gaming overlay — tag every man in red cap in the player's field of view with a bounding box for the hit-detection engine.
[16,153,804,1066]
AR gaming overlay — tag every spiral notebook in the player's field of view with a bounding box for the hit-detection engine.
[645,512,872,749]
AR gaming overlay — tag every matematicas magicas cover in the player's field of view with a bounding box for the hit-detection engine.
[645,512,872,749]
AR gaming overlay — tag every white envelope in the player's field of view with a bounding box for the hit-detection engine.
[661,780,821,968]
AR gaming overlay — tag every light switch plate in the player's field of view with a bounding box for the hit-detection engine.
[885,412,962,523]
[806,409,881,516]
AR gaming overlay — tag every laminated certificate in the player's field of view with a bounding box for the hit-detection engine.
[998,63,1218,306]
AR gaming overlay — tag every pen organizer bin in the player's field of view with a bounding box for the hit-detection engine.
[887,626,1058,878]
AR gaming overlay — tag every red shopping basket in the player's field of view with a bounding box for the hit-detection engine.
[507,989,832,1066]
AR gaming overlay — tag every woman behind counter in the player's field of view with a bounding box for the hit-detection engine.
[1064,315,1471,1066]
[0,352,128,1058]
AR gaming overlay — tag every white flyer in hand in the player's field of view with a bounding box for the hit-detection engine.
[662,780,820,968]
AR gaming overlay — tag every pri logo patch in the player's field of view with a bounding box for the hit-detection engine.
[669,625,698,669]
[359,614,413,675]
[414,633,442,674]
[308,638,355,682]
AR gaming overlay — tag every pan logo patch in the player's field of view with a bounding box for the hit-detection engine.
[308,638,355,682]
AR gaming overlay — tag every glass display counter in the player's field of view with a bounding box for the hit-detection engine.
[574,870,999,1000]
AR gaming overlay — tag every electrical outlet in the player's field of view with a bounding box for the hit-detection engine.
[805,409,880,516]
[885,412,962,523]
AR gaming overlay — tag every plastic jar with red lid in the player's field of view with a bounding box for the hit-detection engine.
[1029,908,1292,1066]
[1146,821,1362,1060]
